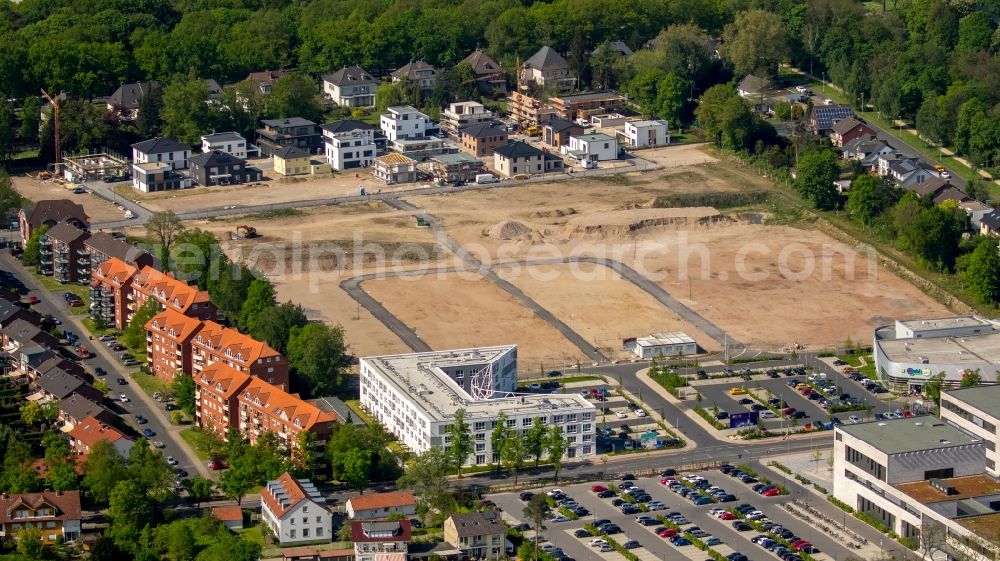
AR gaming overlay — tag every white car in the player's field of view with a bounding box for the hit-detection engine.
[616,411,627,419]
[119,394,129,403]
[760,410,776,419]
[166,456,178,466]
[848,415,860,424]
[546,488,564,497]
[635,410,647,417]
[795,85,808,93]
[550,514,570,523]
[590,539,607,547]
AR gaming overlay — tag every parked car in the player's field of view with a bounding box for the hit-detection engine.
[142,428,155,437]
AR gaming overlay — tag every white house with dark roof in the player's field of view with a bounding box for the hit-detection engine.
[106,81,160,119]
[132,137,190,170]
[322,120,377,170]
[520,46,576,90]
[323,66,379,108]
[201,132,251,160]
[493,141,544,178]
[261,472,331,545]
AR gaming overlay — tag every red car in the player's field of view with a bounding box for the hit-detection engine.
[719,512,737,520]
[659,478,676,484]
[658,528,677,538]
[763,487,782,497]
[792,541,813,551]
[26,295,39,305]
[208,459,228,471]
[781,407,796,417]
[902,410,914,418]
[592,484,608,492]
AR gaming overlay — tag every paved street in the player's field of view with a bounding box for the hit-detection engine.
[0,252,210,479]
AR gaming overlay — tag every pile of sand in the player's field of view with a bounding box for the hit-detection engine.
[489,220,535,240]
[563,207,731,239]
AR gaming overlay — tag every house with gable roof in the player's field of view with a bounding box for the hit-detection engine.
[131,265,219,323]
[261,473,332,545]
[191,320,289,390]
[520,46,576,91]
[0,490,82,543]
[90,257,139,330]
[462,49,507,95]
[444,511,506,559]
[323,66,379,108]
[237,376,335,448]
[67,416,133,457]
[194,362,253,436]
[19,199,88,246]
[346,490,417,520]
[145,309,203,380]
[391,60,440,91]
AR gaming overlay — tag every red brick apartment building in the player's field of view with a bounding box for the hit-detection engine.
[145,309,202,380]
[191,320,289,390]
[91,258,218,330]
[195,362,335,450]
[131,266,218,322]
[90,258,138,330]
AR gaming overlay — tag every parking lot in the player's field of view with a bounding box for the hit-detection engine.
[694,365,898,431]
[522,377,681,454]
[489,468,864,561]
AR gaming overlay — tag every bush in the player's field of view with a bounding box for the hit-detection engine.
[770,462,792,474]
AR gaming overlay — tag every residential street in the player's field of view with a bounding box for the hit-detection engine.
[0,251,211,479]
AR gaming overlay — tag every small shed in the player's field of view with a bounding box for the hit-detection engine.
[212,506,244,530]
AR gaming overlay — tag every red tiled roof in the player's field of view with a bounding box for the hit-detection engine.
[0,490,82,524]
[212,505,243,522]
[134,266,211,313]
[146,308,203,342]
[67,416,127,449]
[240,377,336,432]
[198,362,253,400]
[347,490,416,513]
[194,320,283,364]
[261,472,309,519]
[93,257,137,287]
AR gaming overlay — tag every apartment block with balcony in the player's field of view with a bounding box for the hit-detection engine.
[42,221,89,284]
[257,118,322,158]
[145,309,203,381]
[195,362,252,437]
[131,266,218,324]
[90,258,138,330]
[237,376,335,450]
[0,491,82,544]
[191,320,288,389]
[941,385,1000,477]
[440,101,495,139]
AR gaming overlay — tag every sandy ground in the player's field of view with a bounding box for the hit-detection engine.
[13,176,128,223]
[635,143,719,168]
[118,170,439,214]
[636,224,950,350]
[496,262,719,359]
[363,272,587,368]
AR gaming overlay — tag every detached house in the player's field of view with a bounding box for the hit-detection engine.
[323,66,379,108]
[622,120,670,148]
[0,491,82,544]
[441,101,495,138]
[380,106,431,142]
[67,416,133,457]
[390,60,440,91]
[246,70,288,95]
[351,520,411,561]
[542,118,584,148]
[373,153,418,184]
[257,118,321,157]
[809,105,854,135]
[273,146,312,176]
[346,490,417,520]
[462,49,507,95]
[493,141,544,178]
[567,133,619,164]
[261,473,332,545]
[830,117,876,148]
[736,75,769,98]
[322,120,377,171]
[459,123,508,157]
[980,209,1000,238]
[189,150,262,186]
[201,132,252,160]
[520,46,576,91]
[106,81,160,119]
[131,137,192,192]
[444,511,506,559]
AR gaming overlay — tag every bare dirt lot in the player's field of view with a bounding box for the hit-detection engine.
[363,272,587,368]
[13,176,128,223]
[496,262,719,359]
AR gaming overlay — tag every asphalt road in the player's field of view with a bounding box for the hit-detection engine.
[0,252,209,480]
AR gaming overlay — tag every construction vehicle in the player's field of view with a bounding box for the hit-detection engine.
[234,225,258,239]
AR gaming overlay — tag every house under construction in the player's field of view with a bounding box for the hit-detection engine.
[61,151,130,182]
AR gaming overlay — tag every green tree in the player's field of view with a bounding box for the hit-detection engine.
[167,522,196,561]
[522,493,550,560]
[18,96,40,144]
[795,149,841,210]
[247,301,308,355]
[589,42,623,90]
[958,12,995,52]
[219,459,254,506]
[15,524,43,560]
[39,99,112,161]
[846,174,898,225]
[501,430,527,484]
[172,374,196,416]
[21,224,47,269]
[962,237,1000,305]
[171,228,218,287]
[185,476,214,510]
[162,76,214,146]
[546,426,567,482]
[146,210,184,264]
[525,417,547,468]
[397,447,452,521]
[83,439,128,504]
[287,323,348,396]
[490,412,510,471]
[20,400,56,426]
[268,72,324,123]
[128,438,175,502]
[695,85,755,150]
[0,170,24,219]
[107,480,153,552]
[721,9,789,78]
[923,372,945,404]
[654,23,714,83]
[123,298,161,351]
[43,430,78,491]
[136,84,164,138]
[448,408,472,476]
[0,96,15,161]
[961,369,983,388]
[197,533,261,561]
[238,279,275,330]
[342,447,372,493]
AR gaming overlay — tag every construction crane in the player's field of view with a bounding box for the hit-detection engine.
[40,88,61,165]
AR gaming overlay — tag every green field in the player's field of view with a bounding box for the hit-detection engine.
[132,371,171,398]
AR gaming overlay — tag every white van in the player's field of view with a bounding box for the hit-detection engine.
[475,173,498,184]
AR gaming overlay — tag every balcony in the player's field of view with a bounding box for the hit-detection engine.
[76,258,89,265]
[55,256,69,265]
[126,302,135,311]
[39,247,52,255]
[76,248,88,256]
[38,238,51,247]
[127,292,135,301]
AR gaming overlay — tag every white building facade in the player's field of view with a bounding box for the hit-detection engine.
[626,332,698,359]
[261,473,332,545]
[441,102,495,138]
[941,386,1000,476]
[568,133,618,162]
[380,106,430,142]
[201,132,249,160]
[322,121,377,170]
[623,120,670,148]
[131,138,189,171]
[359,346,597,466]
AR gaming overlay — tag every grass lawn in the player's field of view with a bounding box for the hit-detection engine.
[238,525,266,548]
[344,399,375,425]
[29,271,90,314]
[837,353,877,380]
[81,317,117,337]
[131,371,171,398]
[179,427,217,461]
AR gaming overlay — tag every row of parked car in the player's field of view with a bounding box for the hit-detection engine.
[100,334,141,367]
[720,464,783,496]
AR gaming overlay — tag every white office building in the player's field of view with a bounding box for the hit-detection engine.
[359,346,597,466]
[625,332,698,359]
[942,385,1000,476]
[380,106,431,142]
[873,316,1000,392]
[622,120,670,148]
[260,472,332,545]
[321,120,377,170]
[201,132,250,160]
